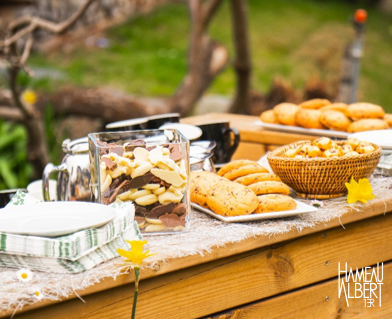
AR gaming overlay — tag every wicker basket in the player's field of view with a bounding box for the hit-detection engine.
[267,141,382,199]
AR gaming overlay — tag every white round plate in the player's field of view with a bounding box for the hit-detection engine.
[159,123,202,141]
[106,117,148,129]
[0,202,116,237]
[348,130,392,150]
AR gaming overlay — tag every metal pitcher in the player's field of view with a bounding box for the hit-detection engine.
[42,137,92,202]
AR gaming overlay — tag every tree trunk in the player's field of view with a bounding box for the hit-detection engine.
[169,0,229,115]
[229,0,251,114]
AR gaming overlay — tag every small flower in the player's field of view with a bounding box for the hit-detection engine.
[117,240,157,319]
[117,240,156,266]
[32,287,43,300]
[16,268,33,282]
[345,177,375,204]
[21,90,37,104]
[310,199,324,208]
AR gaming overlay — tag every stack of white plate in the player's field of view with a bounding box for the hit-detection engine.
[349,130,392,176]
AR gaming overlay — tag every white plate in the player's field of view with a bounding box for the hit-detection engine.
[255,120,350,139]
[105,117,148,129]
[348,130,392,150]
[0,202,116,237]
[191,200,317,222]
[159,123,202,141]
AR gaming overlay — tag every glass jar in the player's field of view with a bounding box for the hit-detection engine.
[88,129,190,235]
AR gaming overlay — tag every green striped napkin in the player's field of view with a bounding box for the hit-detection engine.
[0,225,141,273]
[0,191,142,273]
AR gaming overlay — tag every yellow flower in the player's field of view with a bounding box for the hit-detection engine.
[345,177,375,204]
[21,90,37,104]
[16,268,33,282]
[117,240,156,266]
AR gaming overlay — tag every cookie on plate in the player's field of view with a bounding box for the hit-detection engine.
[299,99,331,109]
[223,164,269,181]
[273,103,300,126]
[384,114,392,128]
[319,103,348,114]
[248,181,290,196]
[217,160,258,177]
[319,110,352,132]
[295,108,326,129]
[190,171,225,208]
[346,103,385,120]
[347,119,389,133]
[206,180,258,216]
[255,194,297,213]
[234,173,281,186]
[260,110,280,124]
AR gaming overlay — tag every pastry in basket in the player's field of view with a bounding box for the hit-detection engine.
[319,110,352,132]
[356,142,375,154]
[234,173,281,186]
[346,103,385,120]
[347,119,389,133]
[206,180,258,216]
[344,137,360,150]
[299,99,331,109]
[283,137,376,159]
[248,181,290,196]
[294,108,326,129]
[255,194,297,213]
[319,103,348,114]
[312,137,333,151]
[217,159,259,177]
[273,103,300,126]
[384,114,392,128]
[260,110,280,124]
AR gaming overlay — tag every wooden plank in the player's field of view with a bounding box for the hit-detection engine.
[7,195,392,317]
[207,262,392,319]
[232,142,266,160]
[14,212,392,319]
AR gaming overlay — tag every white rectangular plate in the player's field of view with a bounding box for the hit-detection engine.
[255,120,350,139]
[191,200,317,222]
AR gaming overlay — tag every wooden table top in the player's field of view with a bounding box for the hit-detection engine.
[181,112,316,144]
[4,113,391,318]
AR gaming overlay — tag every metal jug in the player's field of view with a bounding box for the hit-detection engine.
[42,137,92,202]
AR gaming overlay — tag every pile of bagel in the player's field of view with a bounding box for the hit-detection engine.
[260,99,392,133]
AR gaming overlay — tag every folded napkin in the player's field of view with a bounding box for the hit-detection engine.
[0,191,142,273]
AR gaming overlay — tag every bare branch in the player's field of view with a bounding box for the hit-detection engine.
[8,16,34,32]
[4,0,96,47]
[0,106,24,122]
[202,0,223,30]
[20,34,34,65]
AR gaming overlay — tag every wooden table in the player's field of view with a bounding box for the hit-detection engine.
[4,114,392,319]
[182,113,318,161]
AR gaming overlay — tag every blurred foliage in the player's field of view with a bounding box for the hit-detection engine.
[44,104,65,165]
[0,120,33,189]
[28,0,392,111]
[0,105,64,190]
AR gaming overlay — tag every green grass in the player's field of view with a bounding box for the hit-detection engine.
[28,0,392,111]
